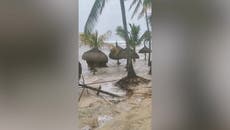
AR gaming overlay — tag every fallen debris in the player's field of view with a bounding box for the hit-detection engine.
[79,83,121,98]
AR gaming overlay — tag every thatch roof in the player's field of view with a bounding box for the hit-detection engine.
[119,48,139,59]
[139,46,151,53]
[109,45,124,60]
[82,48,108,63]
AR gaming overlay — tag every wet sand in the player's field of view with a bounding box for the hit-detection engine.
[78,45,152,130]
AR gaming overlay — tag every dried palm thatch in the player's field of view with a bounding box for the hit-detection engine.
[119,48,139,59]
[139,45,151,60]
[82,47,108,68]
[139,45,151,53]
[109,45,124,60]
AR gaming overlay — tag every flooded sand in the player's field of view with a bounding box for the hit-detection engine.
[79,45,152,130]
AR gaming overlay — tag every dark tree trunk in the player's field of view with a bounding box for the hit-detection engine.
[149,61,152,75]
[79,62,82,79]
[117,59,120,65]
[145,10,151,66]
[133,47,136,62]
[115,42,121,65]
[119,0,136,77]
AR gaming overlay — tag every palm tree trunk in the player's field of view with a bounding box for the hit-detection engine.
[145,10,151,66]
[133,46,136,62]
[115,42,120,65]
[119,0,136,77]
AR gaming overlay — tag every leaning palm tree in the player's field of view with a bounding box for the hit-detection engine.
[116,0,149,89]
[80,31,110,73]
[119,0,137,78]
[129,0,152,66]
[84,0,108,33]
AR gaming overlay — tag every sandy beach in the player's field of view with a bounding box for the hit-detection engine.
[78,44,152,130]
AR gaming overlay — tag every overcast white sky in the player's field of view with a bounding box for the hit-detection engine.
[79,0,147,41]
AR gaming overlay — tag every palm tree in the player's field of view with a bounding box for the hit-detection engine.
[119,0,136,77]
[129,0,151,19]
[116,23,147,62]
[84,0,151,36]
[80,31,111,48]
[129,0,152,66]
[128,24,142,61]
[84,0,108,33]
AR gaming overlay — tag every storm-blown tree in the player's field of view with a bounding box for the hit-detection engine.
[119,0,136,78]
[129,0,152,66]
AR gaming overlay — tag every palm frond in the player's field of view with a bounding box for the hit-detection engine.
[138,8,145,19]
[84,0,108,33]
[131,0,142,19]
[129,0,152,19]
[129,24,140,43]
[143,0,151,9]
[80,31,110,48]
[139,30,150,43]
[99,31,112,41]
[116,26,127,40]
[129,0,139,10]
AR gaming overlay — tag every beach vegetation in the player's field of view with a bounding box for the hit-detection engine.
[84,0,150,89]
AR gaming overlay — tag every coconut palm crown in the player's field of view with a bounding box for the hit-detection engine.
[84,0,108,33]
[80,31,111,48]
[116,24,147,50]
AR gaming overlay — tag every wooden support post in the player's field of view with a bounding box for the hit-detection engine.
[78,87,85,101]
[97,86,101,96]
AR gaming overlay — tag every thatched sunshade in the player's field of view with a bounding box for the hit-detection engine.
[109,45,124,60]
[82,48,108,68]
[119,48,139,59]
[109,42,124,65]
[139,46,151,60]
[139,46,151,53]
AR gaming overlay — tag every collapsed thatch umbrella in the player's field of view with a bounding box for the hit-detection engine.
[119,47,139,59]
[109,42,124,65]
[139,45,151,60]
[82,47,108,69]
